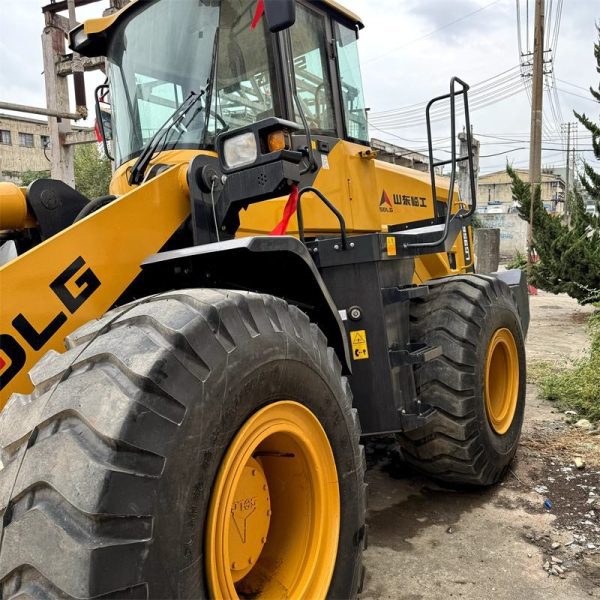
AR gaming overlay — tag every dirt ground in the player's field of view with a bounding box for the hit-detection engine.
[362,290,600,600]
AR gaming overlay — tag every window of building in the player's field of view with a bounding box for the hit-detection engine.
[40,135,50,148]
[0,130,11,145]
[18,132,34,148]
[290,4,336,135]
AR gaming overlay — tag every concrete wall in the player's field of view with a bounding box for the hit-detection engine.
[0,114,51,181]
[474,228,500,274]
[477,213,528,259]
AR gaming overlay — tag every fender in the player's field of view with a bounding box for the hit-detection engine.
[135,236,352,373]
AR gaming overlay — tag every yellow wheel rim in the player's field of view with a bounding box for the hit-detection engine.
[206,401,340,599]
[484,328,519,435]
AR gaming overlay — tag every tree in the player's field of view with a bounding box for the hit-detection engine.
[574,24,600,208]
[508,28,600,304]
[20,169,50,186]
[73,143,112,199]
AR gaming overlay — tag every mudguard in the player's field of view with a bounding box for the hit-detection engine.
[491,268,530,336]
[138,235,352,372]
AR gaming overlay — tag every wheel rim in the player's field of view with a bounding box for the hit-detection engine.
[206,401,340,599]
[484,328,519,435]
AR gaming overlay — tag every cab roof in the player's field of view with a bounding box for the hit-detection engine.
[70,0,364,58]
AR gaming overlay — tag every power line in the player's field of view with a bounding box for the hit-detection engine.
[370,73,527,128]
[362,0,503,65]
[370,66,521,119]
[555,86,600,103]
[555,77,593,93]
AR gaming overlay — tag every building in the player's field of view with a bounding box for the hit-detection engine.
[549,166,598,216]
[0,113,94,184]
[370,138,444,175]
[477,168,565,214]
[0,113,52,183]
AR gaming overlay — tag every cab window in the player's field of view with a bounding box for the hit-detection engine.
[207,0,280,140]
[290,4,336,135]
[334,22,369,143]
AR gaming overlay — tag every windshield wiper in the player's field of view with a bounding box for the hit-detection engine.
[128,90,204,185]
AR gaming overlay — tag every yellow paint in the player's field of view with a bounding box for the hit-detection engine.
[206,401,340,599]
[485,328,520,435]
[0,183,29,230]
[321,0,364,27]
[239,140,455,236]
[350,330,369,360]
[109,149,215,195]
[83,0,140,35]
[386,236,397,256]
[0,165,190,407]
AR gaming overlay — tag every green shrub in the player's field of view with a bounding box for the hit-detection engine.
[540,313,600,422]
[506,250,527,271]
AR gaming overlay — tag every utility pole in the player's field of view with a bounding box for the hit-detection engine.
[528,0,544,270]
[67,0,87,119]
[564,122,571,225]
[458,126,480,206]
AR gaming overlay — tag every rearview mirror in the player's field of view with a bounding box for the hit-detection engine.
[94,84,114,160]
[263,0,295,32]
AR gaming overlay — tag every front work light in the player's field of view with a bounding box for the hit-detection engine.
[216,118,303,174]
[267,130,290,153]
[222,131,258,170]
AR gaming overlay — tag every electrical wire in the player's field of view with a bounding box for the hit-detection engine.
[362,0,503,66]
[370,66,522,120]
[555,87,600,103]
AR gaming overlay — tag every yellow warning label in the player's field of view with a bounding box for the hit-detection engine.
[350,330,369,360]
[386,236,397,256]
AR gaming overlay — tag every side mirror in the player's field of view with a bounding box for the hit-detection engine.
[263,0,295,33]
[94,84,114,160]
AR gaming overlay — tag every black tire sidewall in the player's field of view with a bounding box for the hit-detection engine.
[142,329,362,599]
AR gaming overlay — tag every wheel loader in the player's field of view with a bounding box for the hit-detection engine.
[0,0,530,597]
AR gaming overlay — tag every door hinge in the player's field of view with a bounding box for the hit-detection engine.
[329,39,337,60]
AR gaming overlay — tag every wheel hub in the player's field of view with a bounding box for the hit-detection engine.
[229,458,271,582]
[206,401,340,599]
[485,328,519,435]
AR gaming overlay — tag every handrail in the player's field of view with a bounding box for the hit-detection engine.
[296,186,348,250]
[404,76,477,249]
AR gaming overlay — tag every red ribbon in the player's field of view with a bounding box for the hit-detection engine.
[251,0,265,29]
[94,119,103,143]
[270,184,299,235]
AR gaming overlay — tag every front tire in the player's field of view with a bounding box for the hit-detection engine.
[396,275,526,486]
[0,290,365,599]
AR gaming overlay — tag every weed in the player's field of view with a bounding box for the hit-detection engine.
[539,312,600,422]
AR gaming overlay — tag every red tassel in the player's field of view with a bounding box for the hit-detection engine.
[270,184,299,235]
[251,0,265,29]
[94,119,103,142]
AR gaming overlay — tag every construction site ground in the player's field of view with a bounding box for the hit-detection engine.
[363,290,600,600]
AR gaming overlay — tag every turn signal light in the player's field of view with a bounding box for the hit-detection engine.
[267,130,289,153]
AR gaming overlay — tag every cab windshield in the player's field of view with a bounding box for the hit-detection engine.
[107,0,279,165]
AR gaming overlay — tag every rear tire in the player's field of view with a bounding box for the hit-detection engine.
[0,290,365,599]
[396,275,526,486]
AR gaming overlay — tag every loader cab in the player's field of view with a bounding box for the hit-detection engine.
[72,0,368,169]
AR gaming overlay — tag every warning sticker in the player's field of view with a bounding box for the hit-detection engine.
[386,236,397,256]
[350,330,369,360]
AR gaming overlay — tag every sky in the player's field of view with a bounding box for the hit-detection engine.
[0,0,598,175]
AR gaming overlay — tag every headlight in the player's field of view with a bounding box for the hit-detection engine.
[223,132,258,169]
